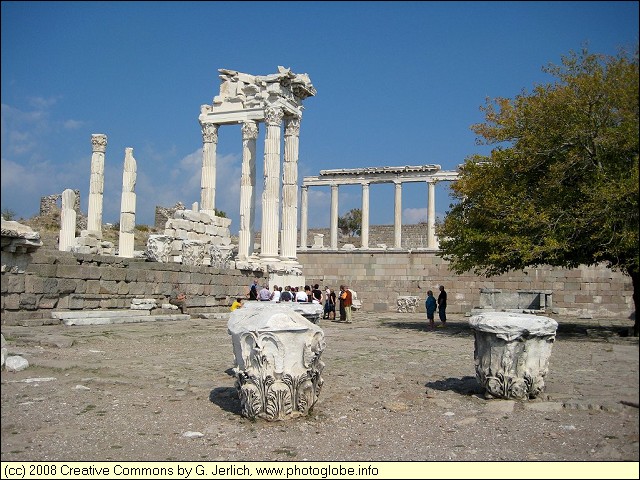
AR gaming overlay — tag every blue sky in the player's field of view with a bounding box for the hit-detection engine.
[2,1,638,235]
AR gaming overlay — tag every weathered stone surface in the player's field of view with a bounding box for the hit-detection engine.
[397,295,418,313]
[228,304,325,421]
[5,355,29,372]
[469,312,558,400]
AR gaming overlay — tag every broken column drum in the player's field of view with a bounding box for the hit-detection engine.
[469,312,558,400]
[228,304,325,421]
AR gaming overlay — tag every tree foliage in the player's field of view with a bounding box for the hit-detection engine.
[437,46,639,333]
[338,208,362,236]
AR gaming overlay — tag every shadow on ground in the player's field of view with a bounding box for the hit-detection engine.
[554,322,636,342]
[379,317,636,343]
[209,386,242,415]
[380,319,473,336]
[425,375,484,396]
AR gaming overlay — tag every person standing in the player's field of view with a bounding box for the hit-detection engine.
[341,285,353,323]
[280,286,293,302]
[425,290,437,330]
[247,279,258,300]
[312,284,323,304]
[258,284,272,301]
[337,285,346,321]
[437,285,447,327]
[270,285,281,302]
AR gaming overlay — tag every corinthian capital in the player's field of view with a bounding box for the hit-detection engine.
[91,134,108,153]
[264,106,284,127]
[242,121,259,140]
[200,123,219,143]
[285,116,301,137]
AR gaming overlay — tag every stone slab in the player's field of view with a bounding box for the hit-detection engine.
[52,310,150,320]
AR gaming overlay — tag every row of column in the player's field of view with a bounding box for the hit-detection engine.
[300,180,437,250]
[200,108,302,264]
[60,134,138,258]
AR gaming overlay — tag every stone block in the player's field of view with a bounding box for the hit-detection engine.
[19,294,38,310]
[100,268,127,282]
[25,263,58,277]
[7,275,25,293]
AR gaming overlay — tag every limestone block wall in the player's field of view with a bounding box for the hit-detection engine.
[162,209,233,265]
[255,224,433,250]
[297,251,634,319]
[1,249,263,326]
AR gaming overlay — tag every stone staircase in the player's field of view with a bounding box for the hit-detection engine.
[51,309,190,326]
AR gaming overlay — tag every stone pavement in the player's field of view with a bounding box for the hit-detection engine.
[1,311,638,462]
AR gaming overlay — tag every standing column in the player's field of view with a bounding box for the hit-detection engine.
[200,122,219,217]
[427,180,436,249]
[330,184,339,250]
[118,147,137,258]
[260,106,284,262]
[59,189,77,251]
[361,182,370,249]
[394,181,402,249]
[299,185,309,250]
[87,134,107,237]
[281,116,301,262]
[238,121,258,260]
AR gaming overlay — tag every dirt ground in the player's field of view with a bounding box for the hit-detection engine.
[1,311,638,467]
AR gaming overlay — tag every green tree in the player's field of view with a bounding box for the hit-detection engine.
[437,46,639,336]
[338,208,362,236]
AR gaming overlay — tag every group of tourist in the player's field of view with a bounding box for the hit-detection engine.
[425,285,447,330]
[238,279,357,324]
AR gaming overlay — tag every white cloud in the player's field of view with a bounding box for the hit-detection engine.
[28,96,59,109]
[63,119,83,130]
[403,207,427,224]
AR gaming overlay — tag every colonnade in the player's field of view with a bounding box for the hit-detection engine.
[197,67,316,270]
[300,165,459,250]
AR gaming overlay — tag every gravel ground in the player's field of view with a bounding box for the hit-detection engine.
[1,312,638,466]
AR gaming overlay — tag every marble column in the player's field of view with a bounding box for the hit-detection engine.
[59,189,77,251]
[200,122,219,217]
[260,106,284,262]
[299,185,309,250]
[118,147,137,258]
[238,121,258,261]
[330,184,339,250]
[427,180,436,249]
[394,181,402,249]
[281,116,301,262]
[361,182,370,249]
[87,134,107,237]
[470,312,558,399]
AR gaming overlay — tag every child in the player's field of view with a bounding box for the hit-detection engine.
[425,290,437,331]
[230,297,243,311]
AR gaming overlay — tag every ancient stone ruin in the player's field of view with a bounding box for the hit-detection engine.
[1,218,43,273]
[227,303,325,421]
[469,311,558,400]
[198,66,316,287]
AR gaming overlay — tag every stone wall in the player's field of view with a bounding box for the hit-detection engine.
[1,249,264,326]
[2,233,634,326]
[297,251,635,319]
[154,202,185,230]
[259,224,434,250]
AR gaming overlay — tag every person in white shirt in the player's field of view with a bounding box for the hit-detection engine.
[295,286,308,302]
[271,285,281,302]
